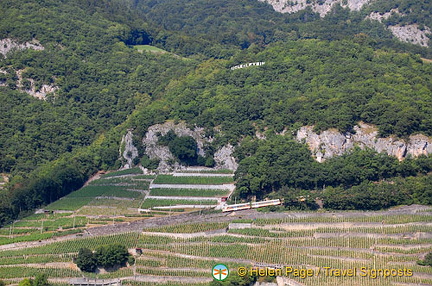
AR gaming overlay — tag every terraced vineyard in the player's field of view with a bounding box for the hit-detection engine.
[0,167,431,286]
[140,168,235,211]
[1,207,431,285]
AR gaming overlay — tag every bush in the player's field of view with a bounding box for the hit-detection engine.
[418,252,432,267]
[141,155,160,170]
[76,244,133,272]
[94,244,130,269]
[34,274,49,286]
[76,248,97,272]
[128,256,136,266]
[18,279,32,286]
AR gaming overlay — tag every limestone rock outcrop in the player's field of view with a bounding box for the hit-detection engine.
[120,130,139,169]
[297,122,432,162]
[0,38,44,58]
[138,121,237,172]
[260,0,371,17]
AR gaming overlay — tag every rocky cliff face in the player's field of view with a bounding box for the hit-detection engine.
[388,24,431,48]
[0,38,44,58]
[1,39,58,99]
[120,130,139,169]
[297,122,432,162]
[366,9,431,47]
[135,121,238,172]
[260,0,371,17]
[15,69,58,100]
[260,0,431,47]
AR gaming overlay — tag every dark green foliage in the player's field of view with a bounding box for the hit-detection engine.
[169,136,198,165]
[235,136,318,198]
[234,135,432,210]
[0,0,195,175]
[141,155,160,170]
[418,252,432,267]
[95,244,130,269]
[132,0,431,57]
[131,40,432,140]
[76,244,131,272]
[76,248,98,273]
[0,280,5,286]
[209,268,257,285]
[128,256,136,266]
[33,274,49,286]
[158,130,204,166]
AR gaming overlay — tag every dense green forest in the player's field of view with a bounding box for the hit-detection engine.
[0,0,197,225]
[0,0,431,226]
[131,0,432,57]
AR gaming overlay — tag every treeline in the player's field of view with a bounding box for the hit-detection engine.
[234,135,432,210]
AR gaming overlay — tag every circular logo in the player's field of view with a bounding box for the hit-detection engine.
[212,264,229,281]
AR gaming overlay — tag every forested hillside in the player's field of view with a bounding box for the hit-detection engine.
[131,0,432,57]
[0,0,197,225]
[127,39,432,210]
[0,0,431,226]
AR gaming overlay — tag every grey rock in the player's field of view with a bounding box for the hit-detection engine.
[120,130,139,169]
[140,121,238,172]
[260,0,371,17]
[297,122,432,161]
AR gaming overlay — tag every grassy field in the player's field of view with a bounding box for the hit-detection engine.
[89,177,150,191]
[133,45,168,54]
[67,185,142,198]
[153,175,233,184]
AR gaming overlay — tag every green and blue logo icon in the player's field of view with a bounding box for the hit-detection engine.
[212,264,229,281]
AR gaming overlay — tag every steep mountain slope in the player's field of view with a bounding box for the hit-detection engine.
[0,0,196,174]
[0,0,196,225]
[0,0,431,225]
[132,0,432,57]
[261,0,432,47]
[126,39,432,209]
